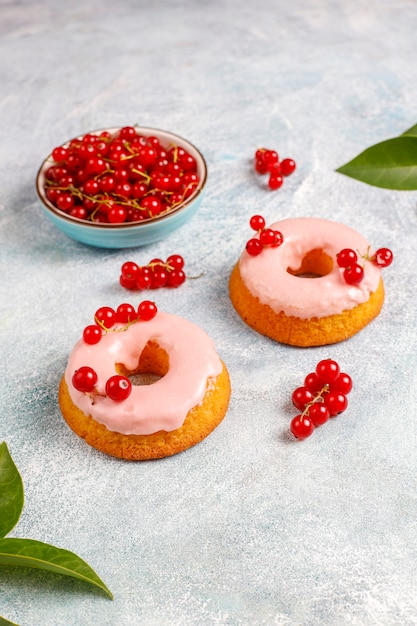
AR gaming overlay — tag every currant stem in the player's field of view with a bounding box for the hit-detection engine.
[300,384,329,421]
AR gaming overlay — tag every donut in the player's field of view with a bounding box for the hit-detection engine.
[59,304,231,460]
[229,217,386,347]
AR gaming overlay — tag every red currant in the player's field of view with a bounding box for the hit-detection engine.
[308,403,330,426]
[121,261,140,280]
[336,248,358,268]
[330,372,353,395]
[249,215,266,231]
[138,300,157,321]
[343,263,364,284]
[72,367,97,393]
[280,158,296,176]
[290,415,314,439]
[316,359,340,383]
[95,306,117,329]
[167,269,186,287]
[373,247,393,268]
[166,254,185,270]
[83,324,103,345]
[268,174,283,190]
[246,238,263,256]
[292,386,314,411]
[105,375,132,402]
[324,391,348,416]
[116,303,137,323]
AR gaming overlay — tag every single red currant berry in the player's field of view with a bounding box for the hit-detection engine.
[336,248,358,268]
[304,372,323,393]
[166,254,185,271]
[290,415,314,439]
[263,149,279,169]
[316,359,340,383]
[72,366,98,393]
[272,230,284,247]
[280,158,296,176]
[344,263,364,284]
[308,403,330,426]
[268,173,283,190]
[249,215,266,232]
[255,158,269,175]
[150,267,168,289]
[259,228,277,246]
[136,270,152,290]
[95,306,117,329]
[246,238,263,256]
[373,247,393,268]
[330,372,353,395]
[137,300,158,321]
[56,193,74,212]
[52,146,69,162]
[83,324,103,345]
[121,261,140,280]
[292,386,314,411]
[324,391,348,416]
[116,303,137,323]
[167,269,186,287]
[105,375,132,402]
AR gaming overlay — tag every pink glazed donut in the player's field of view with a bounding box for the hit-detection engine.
[229,217,385,346]
[59,309,231,459]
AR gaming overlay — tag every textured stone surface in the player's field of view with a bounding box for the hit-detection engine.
[1,1,417,624]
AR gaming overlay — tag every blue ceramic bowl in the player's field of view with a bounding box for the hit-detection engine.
[36,126,207,248]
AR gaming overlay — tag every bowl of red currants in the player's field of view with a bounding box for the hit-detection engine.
[36,125,208,248]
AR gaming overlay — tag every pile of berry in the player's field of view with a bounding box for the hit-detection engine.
[246,215,283,256]
[82,300,157,345]
[254,148,296,190]
[43,126,200,224]
[337,246,393,285]
[290,359,352,439]
[119,255,185,290]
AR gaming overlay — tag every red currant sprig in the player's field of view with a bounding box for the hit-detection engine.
[290,359,352,439]
[246,215,283,256]
[254,148,296,191]
[82,300,158,345]
[336,246,393,285]
[72,367,132,402]
[119,254,186,290]
[44,126,200,224]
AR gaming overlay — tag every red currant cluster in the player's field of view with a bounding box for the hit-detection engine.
[83,300,157,345]
[254,148,296,190]
[120,255,185,290]
[337,246,393,285]
[290,359,353,439]
[246,215,284,256]
[72,368,132,402]
[43,126,200,224]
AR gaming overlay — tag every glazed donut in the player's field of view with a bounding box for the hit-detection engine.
[229,217,385,347]
[59,306,231,460]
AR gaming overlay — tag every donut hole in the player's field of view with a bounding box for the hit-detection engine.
[116,340,169,386]
[287,248,334,278]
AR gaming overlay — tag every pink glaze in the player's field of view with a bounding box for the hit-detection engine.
[239,217,382,319]
[64,311,223,435]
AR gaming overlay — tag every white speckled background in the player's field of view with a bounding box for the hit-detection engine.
[1,1,417,625]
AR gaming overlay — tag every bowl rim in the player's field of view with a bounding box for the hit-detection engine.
[36,125,208,230]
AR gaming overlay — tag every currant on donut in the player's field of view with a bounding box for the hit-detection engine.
[43,126,200,224]
[336,246,393,285]
[246,215,283,256]
[290,359,352,439]
[119,255,186,290]
[254,148,296,191]
[82,301,158,345]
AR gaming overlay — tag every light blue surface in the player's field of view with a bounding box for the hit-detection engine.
[1,2,417,625]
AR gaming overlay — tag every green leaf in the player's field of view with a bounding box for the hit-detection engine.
[0,616,19,625]
[402,123,417,137]
[0,538,113,599]
[0,443,24,538]
[336,135,417,189]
